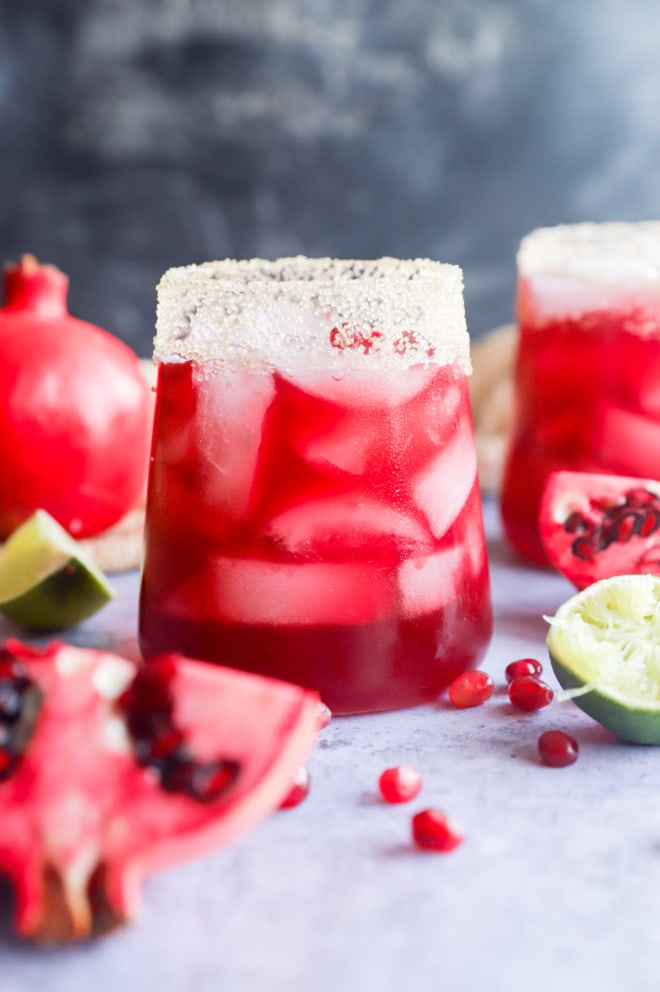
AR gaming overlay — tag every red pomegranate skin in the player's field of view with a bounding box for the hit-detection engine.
[0,256,153,539]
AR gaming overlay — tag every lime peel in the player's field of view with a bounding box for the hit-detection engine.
[0,510,115,631]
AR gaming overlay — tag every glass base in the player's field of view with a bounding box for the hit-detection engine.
[139,603,493,715]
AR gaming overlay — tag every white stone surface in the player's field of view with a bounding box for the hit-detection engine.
[2,498,660,991]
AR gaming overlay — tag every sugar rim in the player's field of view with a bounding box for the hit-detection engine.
[154,256,471,373]
[518,221,660,282]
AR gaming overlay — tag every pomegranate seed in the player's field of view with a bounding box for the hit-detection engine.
[639,511,660,537]
[624,487,657,507]
[279,765,311,809]
[538,730,579,767]
[378,764,422,804]
[447,670,494,708]
[508,675,554,711]
[571,535,598,561]
[504,658,543,683]
[0,747,18,781]
[563,510,588,534]
[412,809,464,853]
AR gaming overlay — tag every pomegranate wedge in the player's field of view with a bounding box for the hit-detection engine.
[0,640,320,943]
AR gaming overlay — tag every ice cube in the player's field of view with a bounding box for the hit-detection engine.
[266,496,433,559]
[591,403,660,478]
[288,408,379,477]
[194,369,276,520]
[167,556,398,626]
[411,423,478,538]
[282,365,435,410]
[398,547,462,617]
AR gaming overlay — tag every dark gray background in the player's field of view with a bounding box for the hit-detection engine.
[2,0,660,356]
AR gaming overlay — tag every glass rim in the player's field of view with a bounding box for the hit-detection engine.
[519,221,660,284]
[154,256,471,373]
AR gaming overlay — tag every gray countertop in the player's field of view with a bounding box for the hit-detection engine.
[2,498,659,992]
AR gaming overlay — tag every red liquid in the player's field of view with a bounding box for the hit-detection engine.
[139,360,492,714]
[501,287,660,564]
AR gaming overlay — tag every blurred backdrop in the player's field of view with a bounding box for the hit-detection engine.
[2,0,660,356]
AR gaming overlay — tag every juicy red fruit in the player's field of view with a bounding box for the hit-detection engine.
[539,471,660,590]
[378,765,422,804]
[411,809,464,852]
[0,640,320,943]
[508,676,554,712]
[447,670,494,708]
[505,658,543,683]
[120,659,240,803]
[0,256,153,538]
[538,730,579,768]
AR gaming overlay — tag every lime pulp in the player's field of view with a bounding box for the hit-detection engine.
[546,574,660,744]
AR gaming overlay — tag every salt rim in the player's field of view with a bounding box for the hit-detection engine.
[154,256,471,373]
[518,221,660,285]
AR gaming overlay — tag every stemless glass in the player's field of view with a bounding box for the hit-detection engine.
[139,257,492,714]
[501,222,660,564]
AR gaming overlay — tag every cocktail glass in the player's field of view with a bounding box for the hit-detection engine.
[139,257,492,714]
[501,221,660,564]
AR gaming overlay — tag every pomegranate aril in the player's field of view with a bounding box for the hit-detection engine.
[378,764,422,804]
[279,765,311,809]
[0,651,43,782]
[624,487,657,507]
[134,728,185,767]
[0,648,24,679]
[608,511,640,544]
[120,666,241,804]
[447,670,494,709]
[184,759,241,803]
[508,675,554,712]
[0,747,18,781]
[412,809,464,853]
[563,511,588,534]
[538,729,579,767]
[571,535,598,561]
[504,658,543,683]
[639,511,660,537]
[0,680,22,722]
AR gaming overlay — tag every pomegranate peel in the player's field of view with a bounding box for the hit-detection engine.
[0,640,320,942]
[0,255,153,540]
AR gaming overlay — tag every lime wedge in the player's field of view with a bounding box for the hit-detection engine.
[0,510,115,631]
[546,574,660,744]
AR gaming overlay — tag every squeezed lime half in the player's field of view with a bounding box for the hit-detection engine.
[0,510,115,631]
[547,574,660,744]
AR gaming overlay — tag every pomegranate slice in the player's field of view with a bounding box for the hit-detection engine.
[0,640,320,942]
[539,470,660,589]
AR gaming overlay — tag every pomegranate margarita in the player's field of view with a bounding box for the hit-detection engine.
[139,257,492,714]
[501,221,660,564]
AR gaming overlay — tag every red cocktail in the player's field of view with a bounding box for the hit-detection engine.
[501,222,660,564]
[140,258,492,713]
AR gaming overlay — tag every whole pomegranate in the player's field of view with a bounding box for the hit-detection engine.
[0,255,153,539]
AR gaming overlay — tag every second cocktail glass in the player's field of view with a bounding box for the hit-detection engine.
[139,257,492,714]
[501,222,660,564]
